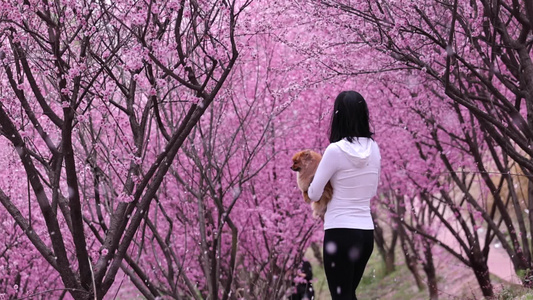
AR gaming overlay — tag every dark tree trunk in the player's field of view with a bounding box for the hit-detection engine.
[471,259,494,297]
[310,242,323,267]
[373,212,398,276]
[401,236,425,291]
[384,250,396,275]
[422,240,438,300]
[373,221,397,275]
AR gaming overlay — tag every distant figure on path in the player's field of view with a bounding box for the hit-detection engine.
[308,91,381,300]
[290,259,314,300]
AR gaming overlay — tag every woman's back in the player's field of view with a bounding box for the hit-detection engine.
[308,137,380,230]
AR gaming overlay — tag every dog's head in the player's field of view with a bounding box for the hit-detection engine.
[291,150,312,172]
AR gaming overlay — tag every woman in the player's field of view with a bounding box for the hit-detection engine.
[308,91,380,300]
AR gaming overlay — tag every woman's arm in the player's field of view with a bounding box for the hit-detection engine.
[308,144,338,201]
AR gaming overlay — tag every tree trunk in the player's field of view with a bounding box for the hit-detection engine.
[422,241,438,300]
[311,242,323,267]
[400,230,425,291]
[373,217,397,275]
[521,178,533,288]
[471,260,494,297]
[384,251,396,275]
[519,43,533,284]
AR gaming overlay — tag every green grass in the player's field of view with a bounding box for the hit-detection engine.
[495,284,533,300]
[353,253,429,300]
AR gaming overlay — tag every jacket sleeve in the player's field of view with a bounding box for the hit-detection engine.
[308,144,338,202]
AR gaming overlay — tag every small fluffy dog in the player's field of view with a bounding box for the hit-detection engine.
[291,150,333,220]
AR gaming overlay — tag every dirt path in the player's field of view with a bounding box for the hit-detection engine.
[437,227,521,285]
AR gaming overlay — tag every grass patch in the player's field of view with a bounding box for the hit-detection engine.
[356,253,428,300]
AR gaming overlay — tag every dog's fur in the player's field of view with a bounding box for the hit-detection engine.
[291,150,333,220]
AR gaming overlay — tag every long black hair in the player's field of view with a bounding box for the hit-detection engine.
[329,91,373,143]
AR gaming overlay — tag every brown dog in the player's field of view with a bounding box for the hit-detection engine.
[291,150,333,220]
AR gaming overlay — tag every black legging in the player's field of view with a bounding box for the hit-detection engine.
[323,228,374,300]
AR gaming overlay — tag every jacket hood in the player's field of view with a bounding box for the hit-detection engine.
[335,138,374,167]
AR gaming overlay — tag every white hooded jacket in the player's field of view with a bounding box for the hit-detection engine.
[308,138,381,230]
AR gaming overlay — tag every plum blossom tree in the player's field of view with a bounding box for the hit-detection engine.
[0,0,250,298]
[129,55,322,299]
[373,74,533,297]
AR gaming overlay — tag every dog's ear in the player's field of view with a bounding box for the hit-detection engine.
[302,149,311,157]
